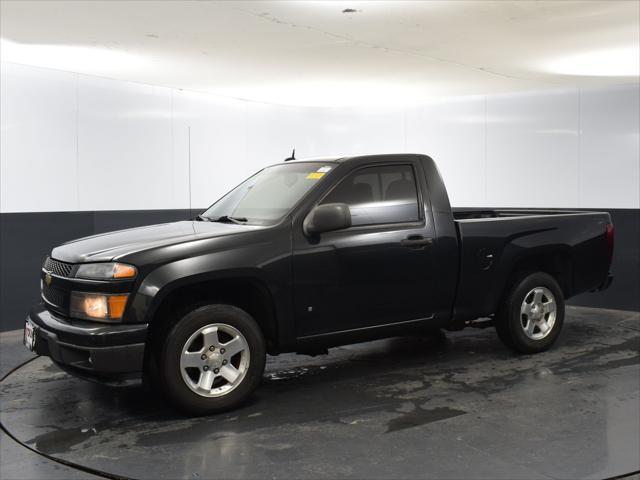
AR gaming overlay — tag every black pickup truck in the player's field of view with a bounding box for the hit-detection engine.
[25,154,614,414]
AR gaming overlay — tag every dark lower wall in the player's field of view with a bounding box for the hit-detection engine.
[0,209,196,332]
[1,208,638,331]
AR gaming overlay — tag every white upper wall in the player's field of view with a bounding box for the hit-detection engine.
[1,62,638,212]
[0,64,79,212]
[77,77,175,211]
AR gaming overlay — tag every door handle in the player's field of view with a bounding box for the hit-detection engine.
[400,236,433,249]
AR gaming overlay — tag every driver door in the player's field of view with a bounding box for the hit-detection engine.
[292,161,437,338]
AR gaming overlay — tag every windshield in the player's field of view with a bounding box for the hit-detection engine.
[202,162,334,225]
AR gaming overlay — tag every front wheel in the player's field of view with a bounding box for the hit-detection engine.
[157,304,266,415]
[495,272,565,354]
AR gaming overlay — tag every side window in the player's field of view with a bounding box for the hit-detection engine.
[321,164,420,226]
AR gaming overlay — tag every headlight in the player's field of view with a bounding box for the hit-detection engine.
[75,262,137,280]
[70,292,129,321]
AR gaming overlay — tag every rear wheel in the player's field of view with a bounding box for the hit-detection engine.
[495,272,564,354]
[157,304,266,415]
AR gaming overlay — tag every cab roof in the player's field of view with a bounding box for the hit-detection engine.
[284,153,427,164]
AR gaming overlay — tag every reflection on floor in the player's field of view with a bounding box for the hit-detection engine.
[1,306,639,480]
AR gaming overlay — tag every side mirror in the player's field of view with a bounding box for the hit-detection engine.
[303,203,352,235]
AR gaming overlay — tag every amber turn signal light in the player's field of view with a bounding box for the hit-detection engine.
[113,264,137,279]
[107,294,128,318]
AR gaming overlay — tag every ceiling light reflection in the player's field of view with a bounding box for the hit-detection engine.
[0,39,149,76]
[543,46,639,77]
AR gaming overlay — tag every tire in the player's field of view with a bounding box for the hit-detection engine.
[495,272,565,354]
[156,304,266,415]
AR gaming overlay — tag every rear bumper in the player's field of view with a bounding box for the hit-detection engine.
[28,304,148,383]
[596,274,614,292]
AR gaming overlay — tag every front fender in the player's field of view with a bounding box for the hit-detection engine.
[124,229,292,331]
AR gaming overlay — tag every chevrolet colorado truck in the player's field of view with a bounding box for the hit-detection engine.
[24,154,614,414]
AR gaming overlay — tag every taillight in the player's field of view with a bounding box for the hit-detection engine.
[606,223,614,265]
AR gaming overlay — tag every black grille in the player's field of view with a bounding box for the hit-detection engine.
[43,257,75,278]
[42,282,66,309]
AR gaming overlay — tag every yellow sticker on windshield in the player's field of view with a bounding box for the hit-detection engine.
[306,172,325,180]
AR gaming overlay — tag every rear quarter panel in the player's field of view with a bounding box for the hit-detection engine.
[454,212,611,320]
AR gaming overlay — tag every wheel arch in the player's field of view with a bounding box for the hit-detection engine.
[142,271,280,358]
[496,248,574,310]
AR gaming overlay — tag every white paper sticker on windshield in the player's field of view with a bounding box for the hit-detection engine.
[317,166,332,173]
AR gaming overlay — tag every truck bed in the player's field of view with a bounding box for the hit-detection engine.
[450,208,612,321]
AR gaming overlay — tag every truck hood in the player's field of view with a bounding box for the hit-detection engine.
[51,221,265,263]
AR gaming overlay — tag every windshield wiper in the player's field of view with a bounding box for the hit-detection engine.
[211,215,248,224]
[193,214,211,222]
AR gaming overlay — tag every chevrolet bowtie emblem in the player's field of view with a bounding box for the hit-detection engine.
[45,271,52,287]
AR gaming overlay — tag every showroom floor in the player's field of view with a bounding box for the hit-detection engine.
[1,306,639,480]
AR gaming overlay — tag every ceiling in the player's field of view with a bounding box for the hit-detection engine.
[1,0,638,107]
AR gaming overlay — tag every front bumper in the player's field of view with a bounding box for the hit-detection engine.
[28,304,148,384]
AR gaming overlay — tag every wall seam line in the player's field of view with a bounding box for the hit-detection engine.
[75,73,81,216]
[403,109,407,150]
[484,95,488,206]
[577,88,581,208]
[171,89,175,207]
